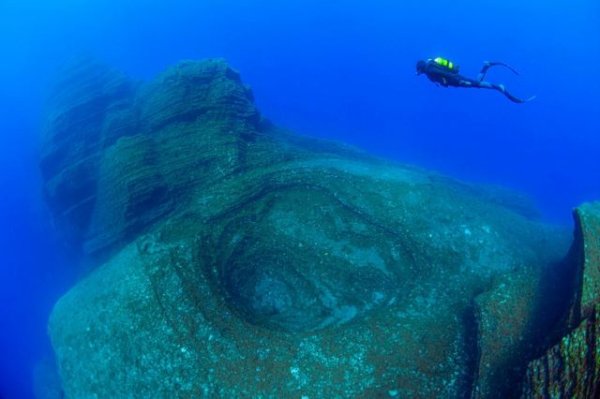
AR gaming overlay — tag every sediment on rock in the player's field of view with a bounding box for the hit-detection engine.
[520,202,600,398]
[43,58,578,398]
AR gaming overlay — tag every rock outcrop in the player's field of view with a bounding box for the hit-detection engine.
[521,202,600,398]
[40,57,138,251]
[40,58,262,260]
[44,59,577,398]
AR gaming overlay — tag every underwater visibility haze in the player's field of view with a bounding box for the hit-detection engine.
[1,0,599,398]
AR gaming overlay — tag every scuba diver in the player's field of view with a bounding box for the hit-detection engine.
[416,57,535,103]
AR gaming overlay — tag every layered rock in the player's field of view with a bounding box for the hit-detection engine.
[40,57,138,248]
[41,59,271,260]
[44,59,576,398]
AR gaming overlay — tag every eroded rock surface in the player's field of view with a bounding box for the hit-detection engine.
[44,59,575,398]
[521,202,600,398]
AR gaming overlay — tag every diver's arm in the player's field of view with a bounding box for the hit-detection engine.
[426,74,448,86]
[426,67,460,87]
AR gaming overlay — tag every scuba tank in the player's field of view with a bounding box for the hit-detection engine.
[432,57,460,73]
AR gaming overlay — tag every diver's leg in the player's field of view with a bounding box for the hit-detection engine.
[458,77,481,87]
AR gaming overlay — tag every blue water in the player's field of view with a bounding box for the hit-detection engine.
[1,0,599,397]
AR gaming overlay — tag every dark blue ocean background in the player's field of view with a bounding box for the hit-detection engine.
[1,0,598,397]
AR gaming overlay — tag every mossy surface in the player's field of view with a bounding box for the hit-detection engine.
[577,203,600,318]
[44,59,574,398]
[521,202,600,398]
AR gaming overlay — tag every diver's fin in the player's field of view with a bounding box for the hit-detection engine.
[486,61,520,75]
[495,84,536,103]
[506,92,536,104]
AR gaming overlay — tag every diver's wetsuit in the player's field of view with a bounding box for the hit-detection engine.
[420,60,532,103]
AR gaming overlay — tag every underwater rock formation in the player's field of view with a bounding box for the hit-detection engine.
[44,58,577,398]
[33,357,63,399]
[40,57,138,252]
[521,202,600,398]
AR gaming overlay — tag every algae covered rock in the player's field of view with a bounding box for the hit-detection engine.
[521,202,600,398]
[575,202,600,318]
[41,58,262,259]
[521,307,600,399]
[44,58,575,398]
[40,57,138,248]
